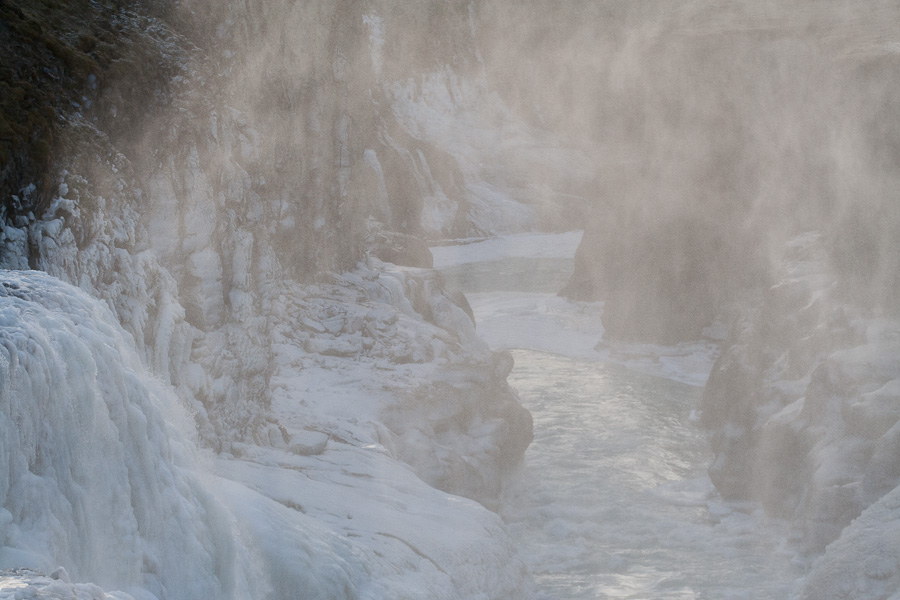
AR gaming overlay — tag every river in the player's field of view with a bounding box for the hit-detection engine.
[432,232,802,600]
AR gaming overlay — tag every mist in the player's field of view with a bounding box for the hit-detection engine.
[477,0,900,343]
[2,0,900,598]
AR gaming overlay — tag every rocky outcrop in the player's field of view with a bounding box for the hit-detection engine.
[267,261,532,507]
[701,233,900,562]
[0,0,554,446]
[0,3,547,596]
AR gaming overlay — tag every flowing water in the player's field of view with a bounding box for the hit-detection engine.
[501,352,799,599]
[434,235,802,599]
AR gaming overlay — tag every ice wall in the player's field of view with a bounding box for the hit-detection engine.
[0,270,252,598]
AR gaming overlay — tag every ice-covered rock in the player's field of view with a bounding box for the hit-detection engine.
[0,271,254,598]
[269,260,533,506]
[286,431,329,456]
[0,270,536,599]
[0,568,129,600]
[800,484,900,600]
[701,233,900,574]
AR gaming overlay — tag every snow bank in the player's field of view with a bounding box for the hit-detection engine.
[801,484,900,600]
[0,568,132,600]
[430,231,583,268]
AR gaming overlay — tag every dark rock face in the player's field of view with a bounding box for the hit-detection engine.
[564,208,764,343]
[0,0,179,223]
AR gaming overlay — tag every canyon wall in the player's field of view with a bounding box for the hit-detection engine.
[0,1,554,596]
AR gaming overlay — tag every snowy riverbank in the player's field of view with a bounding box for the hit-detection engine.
[433,231,801,599]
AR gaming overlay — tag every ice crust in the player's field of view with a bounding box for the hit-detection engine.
[0,271,252,598]
[0,568,134,600]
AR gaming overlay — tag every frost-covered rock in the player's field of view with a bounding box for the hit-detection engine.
[268,260,532,506]
[701,233,900,567]
[0,270,535,599]
[800,484,900,600]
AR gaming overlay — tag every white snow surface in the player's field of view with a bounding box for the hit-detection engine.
[0,568,134,600]
[801,484,900,600]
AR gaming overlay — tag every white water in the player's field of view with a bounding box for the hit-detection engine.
[433,232,803,599]
[503,352,803,599]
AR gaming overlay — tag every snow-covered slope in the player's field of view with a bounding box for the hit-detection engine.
[800,484,900,600]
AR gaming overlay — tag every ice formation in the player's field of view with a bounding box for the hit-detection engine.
[0,3,552,597]
[0,265,535,600]
[0,271,253,598]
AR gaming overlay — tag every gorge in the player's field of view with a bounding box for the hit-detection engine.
[3,1,900,598]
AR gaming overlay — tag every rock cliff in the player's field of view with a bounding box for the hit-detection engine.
[0,0,549,456]
[0,1,563,597]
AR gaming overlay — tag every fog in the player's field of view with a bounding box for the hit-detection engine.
[3,0,900,597]
[104,0,900,334]
[475,1,900,342]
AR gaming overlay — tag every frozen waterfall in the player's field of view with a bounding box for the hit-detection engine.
[0,271,370,600]
[0,271,258,598]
